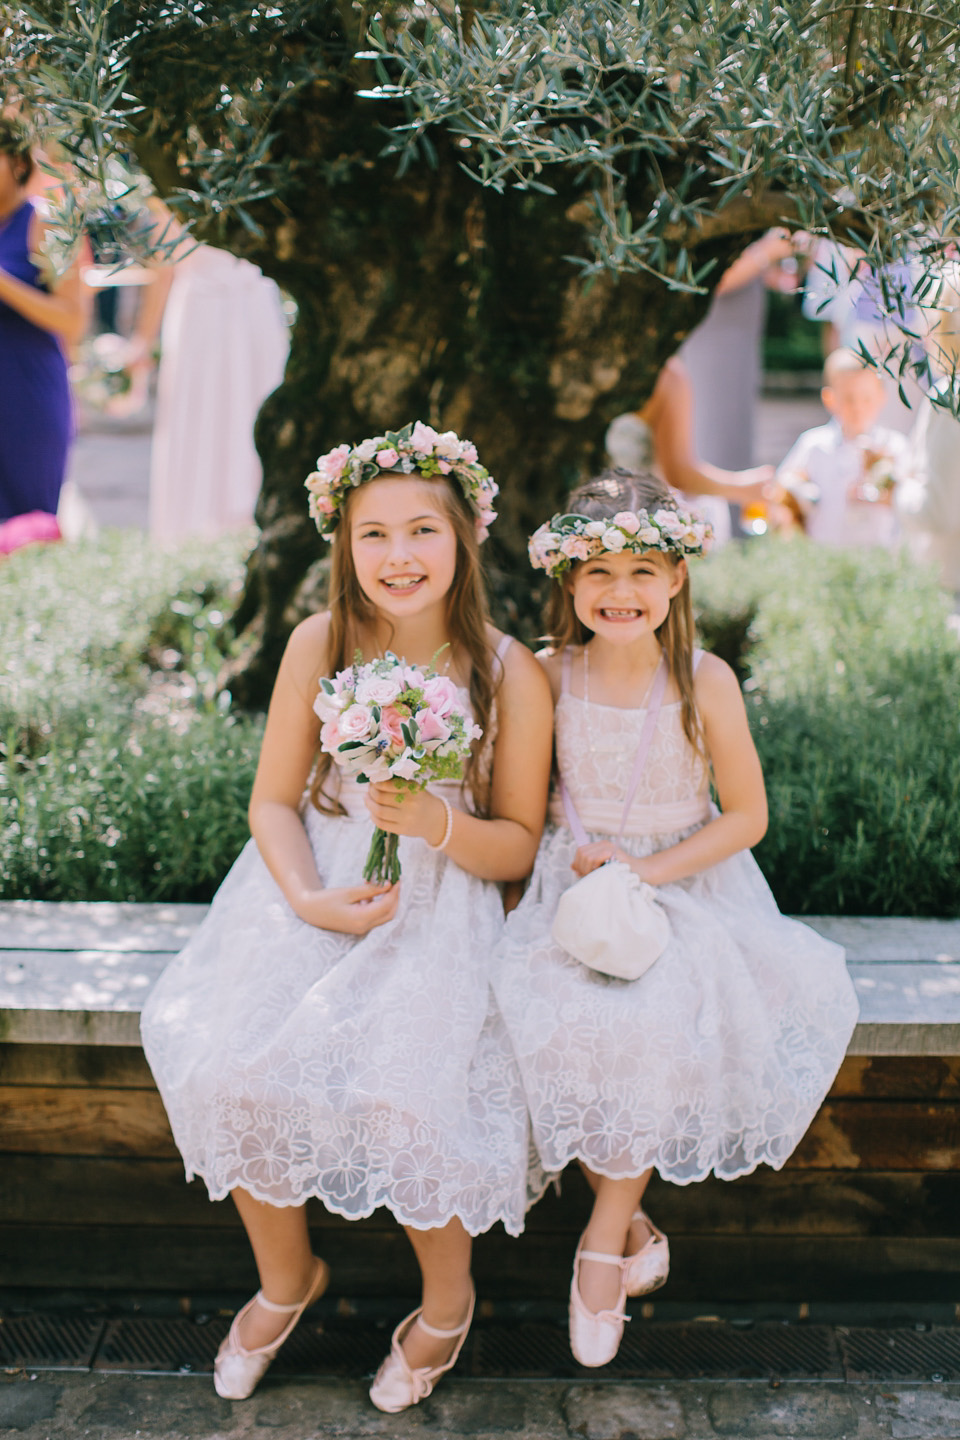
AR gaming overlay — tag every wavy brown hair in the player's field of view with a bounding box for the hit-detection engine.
[308,472,499,816]
[543,468,707,761]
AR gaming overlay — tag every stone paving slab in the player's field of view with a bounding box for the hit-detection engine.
[2,1373,959,1440]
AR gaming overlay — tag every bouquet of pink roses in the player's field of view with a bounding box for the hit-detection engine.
[314,652,481,884]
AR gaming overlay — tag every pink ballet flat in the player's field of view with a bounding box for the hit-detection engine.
[369,1287,475,1414]
[569,1236,630,1368]
[622,1207,670,1297]
[213,1256,329,1400]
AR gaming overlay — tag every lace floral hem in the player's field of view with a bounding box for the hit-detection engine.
[492,822,859,1191]
[142,808,536,1238]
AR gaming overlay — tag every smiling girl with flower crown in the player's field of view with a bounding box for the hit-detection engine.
[141,421,552,1412]
[493,467,858,1369]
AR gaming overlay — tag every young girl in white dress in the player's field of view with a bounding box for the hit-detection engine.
[492,469,859,1368]
[141,423,553,1411]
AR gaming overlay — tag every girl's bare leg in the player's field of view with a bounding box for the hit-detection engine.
[577,1167,653,1313]
[400,1217,474,1370]
[230,1188,325,1349]
[579,1161,656,1257]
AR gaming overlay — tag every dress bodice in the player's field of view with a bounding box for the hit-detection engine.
[549,669,710,838]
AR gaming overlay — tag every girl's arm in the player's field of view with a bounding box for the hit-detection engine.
[645,358,772,506]
[365,635,555,883]
[0,213,86,344]
[640,653,766,883]
[248,613,401,933]
[577,653,767,885]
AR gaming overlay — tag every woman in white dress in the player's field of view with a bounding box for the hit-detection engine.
[140,422,553,1411]
[124,206,289,541]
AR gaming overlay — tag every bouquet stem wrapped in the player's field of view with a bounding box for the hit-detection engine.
[314,653,481,884]
[362,828,401,886]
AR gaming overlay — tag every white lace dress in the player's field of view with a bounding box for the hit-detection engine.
[491,650,859,1186]
[141,658,535,1236]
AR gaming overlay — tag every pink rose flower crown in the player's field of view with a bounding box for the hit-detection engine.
[304,421,499,541]
[528,505,713,579]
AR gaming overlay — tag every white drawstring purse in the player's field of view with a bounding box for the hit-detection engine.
[551,656,671,982]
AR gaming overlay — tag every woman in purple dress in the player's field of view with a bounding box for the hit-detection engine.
[0,118,84,526]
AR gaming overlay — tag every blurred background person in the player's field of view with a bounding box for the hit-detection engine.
[121,202,290,543]
[775,348,912,548]
[605,356,772,546]
[0,116,86,553]
[896,263,960,607]
[802,239,924,432]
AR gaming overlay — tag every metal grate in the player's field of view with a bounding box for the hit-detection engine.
[95,1318,230,1373]
[838,1327,960,1382]
[0,1314,104,1370]
[5,1313,960,1381]
[93,1317,390,1377]
[472,1322,842,1380]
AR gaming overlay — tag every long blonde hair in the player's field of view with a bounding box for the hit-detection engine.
[308,472,499,816]
[543,469,706,760]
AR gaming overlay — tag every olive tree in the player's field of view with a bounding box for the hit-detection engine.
[5,0,959,702]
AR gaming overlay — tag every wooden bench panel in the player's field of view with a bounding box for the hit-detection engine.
[2,1223,958,1302]
[5,1156,960,1238]
[2,904,960,1301]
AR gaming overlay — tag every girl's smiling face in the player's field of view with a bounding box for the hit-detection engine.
[569,547,686,642]
[350,473,458,619]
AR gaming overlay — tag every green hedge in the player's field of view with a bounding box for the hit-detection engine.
[695,541,960,915]
[1,532,958,913]
[0,533,263,902]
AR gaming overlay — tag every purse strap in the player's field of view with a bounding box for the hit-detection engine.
[559,650,670,848]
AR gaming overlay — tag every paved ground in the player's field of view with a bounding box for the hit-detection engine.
[1,1372,959,1440]
[65,394,829,534]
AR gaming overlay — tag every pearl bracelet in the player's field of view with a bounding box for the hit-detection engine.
[426,795,454,852]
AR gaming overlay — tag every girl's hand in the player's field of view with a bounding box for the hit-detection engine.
[366,782,448,845]
[297,882,400,935]
[572,842,656,883]
[572,840,621,877]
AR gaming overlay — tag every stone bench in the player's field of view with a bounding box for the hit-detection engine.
[2,901,959,1303]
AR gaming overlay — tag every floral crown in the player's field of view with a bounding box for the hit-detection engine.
[305,421,498,541]
[528,505,712,577]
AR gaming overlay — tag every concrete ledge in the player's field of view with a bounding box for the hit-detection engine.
[2,902,959,1052]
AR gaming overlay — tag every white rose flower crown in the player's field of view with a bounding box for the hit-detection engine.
[304,420,499,541]
[528,506,712,578]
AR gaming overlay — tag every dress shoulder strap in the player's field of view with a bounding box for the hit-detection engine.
[560,645,575,696]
